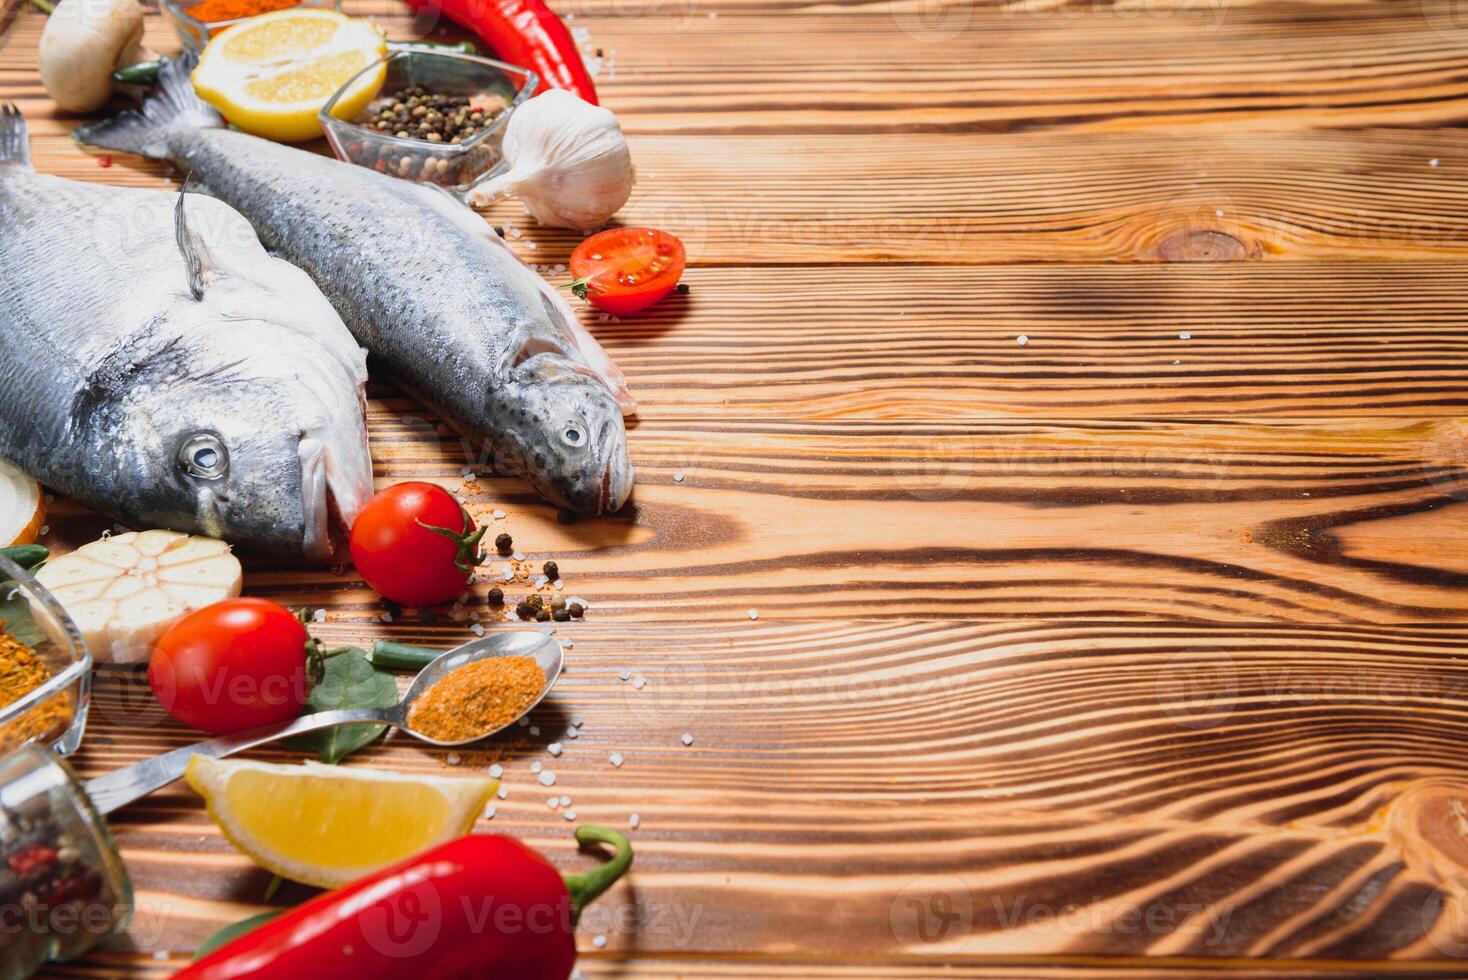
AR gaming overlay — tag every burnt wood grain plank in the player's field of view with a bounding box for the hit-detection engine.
[51,623,1468,962]
[16,127,1468,264]
[9,3,1468,134]
[29,415,1468,625]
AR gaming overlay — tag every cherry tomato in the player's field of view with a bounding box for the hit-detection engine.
[148,598,309,735]
[349,482,483,607]
[569,227,686,317]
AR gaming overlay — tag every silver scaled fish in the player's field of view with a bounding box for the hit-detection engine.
[76,58,636,516]
[0,105,373,560]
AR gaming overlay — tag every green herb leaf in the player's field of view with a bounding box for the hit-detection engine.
[0,584,43,646]
[287,648,398,764]
[194,910,282,960]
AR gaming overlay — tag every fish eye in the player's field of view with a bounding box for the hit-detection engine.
[560,423,586,449]
[178,432,229,480]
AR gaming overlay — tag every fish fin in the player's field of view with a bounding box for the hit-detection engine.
[0,104,32,171]
[72,54,221,160]
[174,174,218,301]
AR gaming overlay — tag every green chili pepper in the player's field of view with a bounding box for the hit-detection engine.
[367,639,441,672]
[113,60,161,86]
[0,545,47,572]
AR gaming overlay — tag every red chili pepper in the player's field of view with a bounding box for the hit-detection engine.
[173,826,631,980]
[8,844,58,877]
[403,0,598,105]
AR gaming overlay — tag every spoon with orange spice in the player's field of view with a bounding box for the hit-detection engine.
[85,631,563,815]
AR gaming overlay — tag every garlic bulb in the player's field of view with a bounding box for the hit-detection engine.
[467,90,635,230]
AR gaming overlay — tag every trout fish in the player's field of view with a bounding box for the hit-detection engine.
[76,58,636,515]
[0,105,372,559]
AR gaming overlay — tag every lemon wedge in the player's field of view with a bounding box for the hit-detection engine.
[192,9,387,143]
[186,756,495,887]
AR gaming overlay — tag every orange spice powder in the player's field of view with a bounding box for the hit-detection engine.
[184,0,305,25]
[407,656,545,742]
[0,629,70,751]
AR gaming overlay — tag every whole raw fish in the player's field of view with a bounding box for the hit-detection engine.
[0,105,372,560]
[76,58,636,516]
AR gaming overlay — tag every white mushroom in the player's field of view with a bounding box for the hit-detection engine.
[39,0,156,113]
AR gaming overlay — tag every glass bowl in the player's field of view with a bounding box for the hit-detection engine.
[320,49,537,193]
[0,555,90,758]
[160,0,341,54]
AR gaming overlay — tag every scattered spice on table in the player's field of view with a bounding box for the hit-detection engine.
[182,0,303,23]
[0,628,70,749]
[407,655,545,742]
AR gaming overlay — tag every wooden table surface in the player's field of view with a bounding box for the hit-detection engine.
[6,0,1468,973]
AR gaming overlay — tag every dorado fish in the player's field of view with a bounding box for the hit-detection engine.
[76,58,636,516]
[0,105,373,560]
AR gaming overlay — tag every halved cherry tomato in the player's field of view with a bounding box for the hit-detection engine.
[148,598,309,735]
[349,482,484,607]
[569,227,686,317]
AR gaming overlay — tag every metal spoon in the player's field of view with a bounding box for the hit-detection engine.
[83,630,563,816]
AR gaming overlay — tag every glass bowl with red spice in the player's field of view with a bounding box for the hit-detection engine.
[0,554,90,757]
[161,0,341,54]
[320,48,537,192]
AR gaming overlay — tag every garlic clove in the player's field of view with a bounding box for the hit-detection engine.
[468,90,635,230]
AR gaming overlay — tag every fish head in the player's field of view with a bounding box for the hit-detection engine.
[90,326,373,561]
[498,355,634,515]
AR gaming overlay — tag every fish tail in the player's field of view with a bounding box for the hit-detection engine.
[0,104,32,171]
[72,54,221,160]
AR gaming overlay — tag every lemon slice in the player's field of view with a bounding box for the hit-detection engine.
[186,756,495,886]
[0,459,42,546]
[192,9,387,143]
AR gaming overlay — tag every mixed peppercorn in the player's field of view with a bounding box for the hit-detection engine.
[368,86,507,145]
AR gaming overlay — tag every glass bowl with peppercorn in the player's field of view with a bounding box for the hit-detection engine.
[0,554,90,758]
[320,48,537,193]
[161,0,341,54]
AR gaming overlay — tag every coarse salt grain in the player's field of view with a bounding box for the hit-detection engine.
[681,733,693,746]
[1431,158,1441,167]
[609,752,624,767]
[484,805,496,819]
[470,624,485,636]
[631,676,647,690]
[548,796,561,809]
[554,579,564,590]
[1179,331,1192,340]
[629,814,640,829]
[548,742,563,756]
[312,609,327,623]
[748,608,759,620]
[619,669,631,681]
[530,761,542,773]
[538,770,557,786]
[1016,335,1028,346]
[446,753,461,765]
[673,472,685,482]
[592,935,607,949]
[490,764,504,778]
[492,509,507,519]
[564,810,576,821]
[572,715,584,727]
[560,795,572,806]
[512,551,526,561]
[497,787,508,799]
[530,726,540,736]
